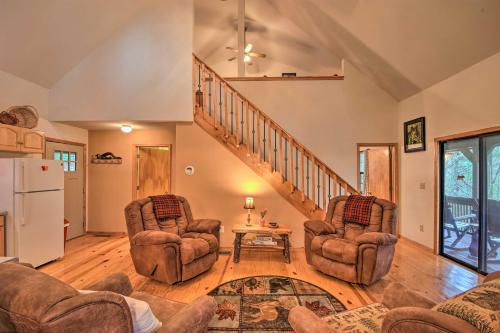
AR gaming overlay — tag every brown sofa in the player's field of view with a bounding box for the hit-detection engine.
[0,263,217,333]
[305,196,397,285]
[125,195,221,284]
[289,271,500,333]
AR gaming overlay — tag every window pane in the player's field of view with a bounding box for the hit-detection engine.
[54,151,61,160]
[69,152,76,161]
[62,152,69,161]
[69,161,76,172]
[63,161,69,172]
[485,134,500,273]
[442,138,479,269]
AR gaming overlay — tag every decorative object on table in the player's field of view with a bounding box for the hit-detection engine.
[232,223,292,263]
[244,197,255,226]
[259,209,268,227]
[0,105,39,128]
[91,152,123,164]
[268,221,279,228]
[207,275,346,332]
[404,116,426,153]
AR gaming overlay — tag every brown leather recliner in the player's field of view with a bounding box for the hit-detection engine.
[304,195,397,285]
[125,195,221,284]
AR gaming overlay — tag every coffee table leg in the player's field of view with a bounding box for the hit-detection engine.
[234,233,244,263]
[283,234,291,264]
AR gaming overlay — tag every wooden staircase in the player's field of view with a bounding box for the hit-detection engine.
[192,55,358,219]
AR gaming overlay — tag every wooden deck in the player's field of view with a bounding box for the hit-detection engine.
[39,234,484,309]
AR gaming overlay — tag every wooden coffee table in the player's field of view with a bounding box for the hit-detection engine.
[232,224,292,263]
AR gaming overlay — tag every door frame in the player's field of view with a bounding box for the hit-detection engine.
[434,125,500,260]
[44,137,87,233]
[132,144,173,200]
[356,143,399,234]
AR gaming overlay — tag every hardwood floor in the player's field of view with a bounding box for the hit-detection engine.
[39,234,484,309]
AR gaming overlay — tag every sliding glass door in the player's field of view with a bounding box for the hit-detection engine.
[440,132,500,274]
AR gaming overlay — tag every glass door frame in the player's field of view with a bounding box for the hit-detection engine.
[438,130,500,274]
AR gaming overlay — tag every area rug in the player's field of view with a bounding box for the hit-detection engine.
[207,275,346,332]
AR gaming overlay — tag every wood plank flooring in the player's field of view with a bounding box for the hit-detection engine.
[39,235,484,309]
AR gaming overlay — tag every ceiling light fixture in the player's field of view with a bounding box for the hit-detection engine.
[243,55,252,63]
[121,125,133,134]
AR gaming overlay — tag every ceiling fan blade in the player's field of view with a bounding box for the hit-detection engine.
[225,46,238,52]
[227,56,237,61]
[247,52,266,58]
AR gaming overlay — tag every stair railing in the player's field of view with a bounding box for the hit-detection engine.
[193,55,358,214]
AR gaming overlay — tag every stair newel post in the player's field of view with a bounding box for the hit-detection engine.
[262,117,266,163]
[332,174,338,197]
[213,77,218,129]
[223,84,229,138]
[230,92,234,137]
[289,137,295,193]
[343,182,349,196]
[192,57,196,114]
[301,149,305,202]
[240,100,245,146]
[317,163,322,208]
[311,157,316,208]
[267,119,272,171]
[256,111,262,163]
[245,101,250,153]
[234,95,240,147]
[273,127,278,172]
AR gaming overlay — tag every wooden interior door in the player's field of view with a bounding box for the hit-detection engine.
[366,147,392,200]
[45,141,85,239]
[136,146,171,199]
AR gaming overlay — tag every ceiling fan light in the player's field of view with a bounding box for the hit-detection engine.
[244,55,252,63]
[244,43,253,53]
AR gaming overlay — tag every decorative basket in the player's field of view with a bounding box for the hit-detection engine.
[5,105,39,129]
[0,111,19,126]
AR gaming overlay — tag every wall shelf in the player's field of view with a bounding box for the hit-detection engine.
[91,158,122,164]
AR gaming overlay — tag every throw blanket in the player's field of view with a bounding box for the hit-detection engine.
[149,194,181,220]
[342,195,376,226]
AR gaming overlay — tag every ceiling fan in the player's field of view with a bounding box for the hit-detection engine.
[226,43,266,65]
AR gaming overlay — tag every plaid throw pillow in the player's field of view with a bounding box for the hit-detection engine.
[342,195,376,226]
[149,194,182,220]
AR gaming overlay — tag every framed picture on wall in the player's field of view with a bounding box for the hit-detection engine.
[404,117,426,153]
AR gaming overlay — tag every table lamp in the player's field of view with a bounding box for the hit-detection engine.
[244,197,255,226]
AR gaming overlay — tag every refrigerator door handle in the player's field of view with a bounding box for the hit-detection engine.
[20,161,26,193]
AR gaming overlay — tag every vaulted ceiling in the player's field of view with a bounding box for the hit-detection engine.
[0,0,499,101]
[0,0,157,87]
[195,0,500,100]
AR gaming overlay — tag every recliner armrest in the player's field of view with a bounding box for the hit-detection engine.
[132,230,182,246]
[304,220,335,236]
[355,232,397,246]
[161,295,217,333]
[187,219,221,234]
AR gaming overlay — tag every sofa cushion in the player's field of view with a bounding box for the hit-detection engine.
[180,233,218,264]
[323,302,389,333]
[433,279,500,333]
[312,236,358,264]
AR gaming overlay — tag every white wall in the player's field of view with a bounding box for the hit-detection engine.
[49,0,193,122]
[231,61,399,187]
[398,51,500,248]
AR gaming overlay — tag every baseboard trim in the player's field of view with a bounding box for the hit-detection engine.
[399,236,434,253]
[86,231,127,237]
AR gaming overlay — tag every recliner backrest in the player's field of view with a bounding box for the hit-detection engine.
[325,196,397,241]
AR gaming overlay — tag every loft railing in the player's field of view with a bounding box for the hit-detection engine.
[192,54,358,214]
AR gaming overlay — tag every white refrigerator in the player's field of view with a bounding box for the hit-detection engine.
[0,158,64,267]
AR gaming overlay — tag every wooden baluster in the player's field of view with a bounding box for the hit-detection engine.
[322,166,327,210]
[201,65,207,119]
[278,131,284,181]
[219,80,223,126]
[343,182,349,196]
[331,174,338,197]
[301,150,305,201]
[245,102,250,153]
[192,58,196,115]
[267,120,272,169]
[234,95,240,146]
[311,158,316,207]
[290,138,295,191]
[223,85,229,137]
[256,111,262,162]
[213,77,218,129]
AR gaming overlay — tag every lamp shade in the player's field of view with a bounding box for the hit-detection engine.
[244,197,255,209]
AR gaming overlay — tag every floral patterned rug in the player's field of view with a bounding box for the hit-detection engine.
[207,275,346,332]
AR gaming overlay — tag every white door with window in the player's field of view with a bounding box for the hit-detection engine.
[46,142,85,239]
